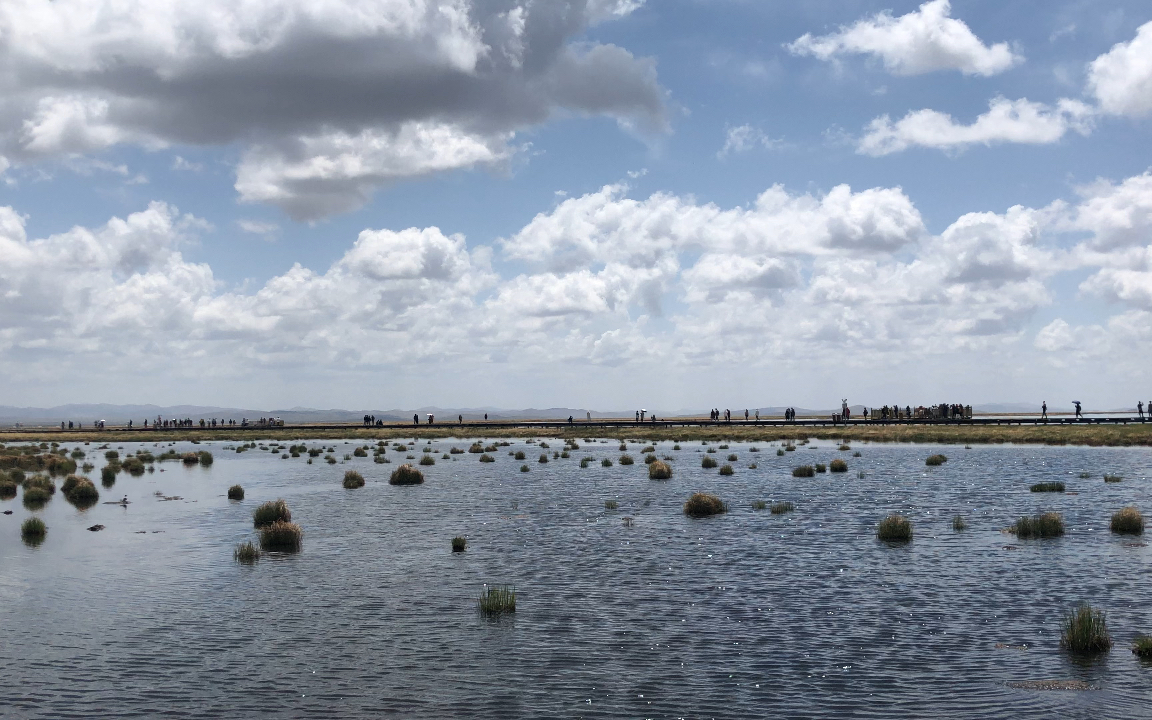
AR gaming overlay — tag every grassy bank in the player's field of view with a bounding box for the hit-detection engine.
[3,421,1152,447]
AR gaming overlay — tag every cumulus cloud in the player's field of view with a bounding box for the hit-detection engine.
[0,0,665,219]
[788,0,1021,77]
[858,97,1095,155]
[717,125,783,158]
[1088,21,1152,118]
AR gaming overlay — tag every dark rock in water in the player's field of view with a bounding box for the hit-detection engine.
[1007,680,1095,691]
[2,510,12,515]
[88,524,105,532]
[134,530,147,534]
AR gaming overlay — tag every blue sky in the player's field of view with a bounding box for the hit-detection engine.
[1,0,1151,411]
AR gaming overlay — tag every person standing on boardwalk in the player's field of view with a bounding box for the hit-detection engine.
[1138,401,1144,420]
[413,413,419,425]
[1041,401,1047,420]
[1073,401,1082,419]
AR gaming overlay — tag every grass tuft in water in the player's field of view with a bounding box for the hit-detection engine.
[770,501,795,514]
[719,464,734,476]
[815,463,827,473]
[600,458,612,467]
[1104,474,1123,483]
[520,464,530,473]
[1060,604,1111,655]
[952,515,967,531]
[877,514,912,542]
[830,459,848,473]
[253,499,292,527]
[452,536,467,552]
[259,521,303,552]
[925,454,948,466]
[21,515,47,539]
[1030,481,1065,492]
[477,585,516,616]
[22,485,51,507]
[343,470,365,489]
[234,541,259,563]
[418,455,435,466]
[683,492,727,517]
[776,449,785,456]
[648,460,672,480]
[227,484,244,500]
[604,500,618,510]
[1110,506,1144,535]
[1132,635,1152,658]
[1012,512,1064,538]
[701,455,718,469]
[752,500,767,511]
[538,454,549,464]
[65,478,99,506]
[618,454,634,465]
[514,451,526,461]
[792,465,815,478]
[838,444,850,451]
[390,464,425,485]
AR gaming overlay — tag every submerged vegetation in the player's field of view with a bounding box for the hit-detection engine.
[234,541,260,563]
[253,499,291,527]
[1061,604,1112,655]
[1110,506,1144,535]
[1030,481,1066,492]
[952,515,967,531]
[343,470,365,489]
[701,456,718,469]
[21,516,47,542]
[1012,512,1065,538]
[925,454,948,466]
[792,465,815,478]
[648,460,672,480]
[477,585,516,616]
[259,521,303,552]
[770,501,795,514]
[829,459,848,473]
[683,493,727,518]
[389,464,425,485]
[227,484,245,500]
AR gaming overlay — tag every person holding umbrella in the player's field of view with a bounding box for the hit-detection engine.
[1073,401,1082,419]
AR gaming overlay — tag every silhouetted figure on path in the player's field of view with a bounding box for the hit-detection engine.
[1138,401,1144,420]
[1074,401,1082,419]
[413,414,419,425]
[1041,401,1047,420]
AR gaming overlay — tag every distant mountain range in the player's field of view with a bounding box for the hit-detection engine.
[0,401,1092,425]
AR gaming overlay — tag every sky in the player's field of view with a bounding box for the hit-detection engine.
[1,0,1151,412]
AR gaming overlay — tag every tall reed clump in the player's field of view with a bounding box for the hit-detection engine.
[259,521,303,552]
[199,451,214,466]
[477,585,516,616]
[538,454,549,464]
[182,452,200,466]
[701,456,718,469]
[253,499,292,527]
[648,460,672,480]
[1030,481,1065,493]
[752,500,767,511]
[452,536,467,552]
[1104,474,1123,483]
[719,464,734,476]
[514,451,526,461]
[829,459,848,473]
[600,458,612,467]
[618,455,634,465]
[815,463,827,473]
[792,465,815,478]
[683,493,727,518]
[343,470,365,489]
[877,514,912,542]
[101,466,116,487]
[64,478,99,506]
[227,484,245,500]
[480,454,495,463]
[120,457,146,476]
[1012,512,1064,538]
[770,501,795,514]
[1060,604,1111,655]
[925,454,948,466]
[776,449,785,456]
[22,485,51,508]
[952,515,967,530]
[1133,635,1152,658]
[1110,506,1144,535]
[419,455,436,466]
[21,516,47,542]
[234,541,259,563]
[353,448,367,457]
[389,464,425,485]
[0,478,16,499]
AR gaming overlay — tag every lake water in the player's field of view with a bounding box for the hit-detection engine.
[2,438,1150,718]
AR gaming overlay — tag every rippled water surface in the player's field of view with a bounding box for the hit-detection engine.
[2,437,1151,718]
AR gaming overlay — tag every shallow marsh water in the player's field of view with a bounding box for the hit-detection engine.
[2,438,1151,718]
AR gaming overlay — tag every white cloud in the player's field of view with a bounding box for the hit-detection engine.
[717,125,783,158]
[1088,21,1152,118]
[788,0,1021,77]
[858,97,1095,156]
[0,0,666,219]
[238,219,279,237]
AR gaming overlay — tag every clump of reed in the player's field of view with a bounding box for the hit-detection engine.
[925,454,948,466]
[719,464,734,476]
[877,514,912,542]
[538,454,549,464]
[121,457,146,476]
[389,464,425,485]
[643,453,657,464]
[104,450,119,461]
[641,445,656,454]
[343,470,365,489]
[785,445,796,452]
[234,541,259,563]
[520,464,530,472]
[673,444,681,450]
[1133,635,1152,658]
[604,500,618,510]
[227,484,244,500]
[182,452,200,465]
[648,460,672,480]
[830,459,848,473]
[0,478,16,499]
[1012,512,1064,538]
[1110,506,1144,535]
[1104,474,1123,483]
[770,501,795,514]
[199,451,213,466]
[706,447,717,454]
[21,516,47,542]
[792,465,815,478]
[514,451,526,460]
[815,463,827,473]
[853,451,862,457]
[101,466,116,487]
[752,500,767,511]
[684,493,727,517]
[353,448,367,457]
[726,454,738,462]
[253,499,292,527]
[479,453,495,463]
[1060,604,1111,655]
[952,515,967,530]
[419,455,436,466]
[718,444,729,450]
[838,444,850,451]
[61,474,80,495]
[477,585,516,616]
[65,478,99,506]
[452,536,467,552]
[598,458,611,467]
[579,457,591,468]
[1030,481,1065,493]
[619,443,627,451]
[22,485,51,507]
[1077,472,1092,479]
[619,454,634,465]
[259,521,303,552]
[776,449,785,456]
[701,456,718,469]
